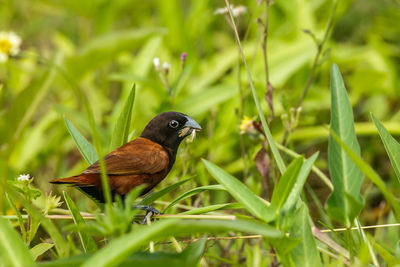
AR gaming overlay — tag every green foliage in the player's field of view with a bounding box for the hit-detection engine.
[372,113,400,184]
[202,159,275,222]
[325,63,364,227]
[1,0,400,265]
[109,84,136,150]
[0,216,35,267]
[63,192,97,253]
[64,118,98,165]
[270,157,303,214]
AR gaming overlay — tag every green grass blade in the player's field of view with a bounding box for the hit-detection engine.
[371,113,400,184]
[140,178,192,206]
[30,243,54,261]
[290,203,322,267]
[372,240,400,266]
[329,130,400,220]
[202,159,275,222]
[326,63,364,226]
[83,219,281,267]
[180,203,242,215]
[110,84,136,150]
[63,192,98,253]
[64,118,98,165]
[270,157,303,212]
[163,185,226,213]
[0,216,35,267]
[7,185,69,257]
[282,153,318,212]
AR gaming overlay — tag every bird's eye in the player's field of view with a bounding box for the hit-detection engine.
[169,120,179,128]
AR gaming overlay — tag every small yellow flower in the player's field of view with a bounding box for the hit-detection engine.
[239,116,255,134]
[0,31,22,63]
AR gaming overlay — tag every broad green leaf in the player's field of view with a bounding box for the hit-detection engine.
[63,192,97,253]
[282,153,319,212]
[110,84,136,150]
[290,203,322,267]
[83,219,281,267]
[6,185,69,257]
[202,159,275,222]
[270,157,303,212]
[330,130,400,220]
[326,63,364,226]
[30,243,54,260]
[65,118,98,165]
[0,216,35,267]
[163,185,226,213]
[140,178,192,206]
[371,113,400,184]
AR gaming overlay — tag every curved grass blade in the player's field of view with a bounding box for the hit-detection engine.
[202,159,275,222]
[64,118,98,165]
[0,216,35,267]
[83,219,282,267]
[329,129,400,220]
[326,63,364,227]
[63,192,97,253]
[30,243,54,260]
[110,84,136,150]
[282,152,319,212]
[163,185,226,213]
[180,203,242,215]
[371,113,400,184]
[140,178,192,206]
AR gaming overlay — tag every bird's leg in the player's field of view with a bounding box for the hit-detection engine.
[133,205,161,224]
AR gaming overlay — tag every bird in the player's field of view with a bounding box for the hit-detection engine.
[51,111,201,217]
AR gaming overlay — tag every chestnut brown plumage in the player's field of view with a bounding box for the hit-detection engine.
[50,112,201,203]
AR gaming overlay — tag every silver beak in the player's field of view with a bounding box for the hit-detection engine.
[179,116,202,138]
[183,116,202,130]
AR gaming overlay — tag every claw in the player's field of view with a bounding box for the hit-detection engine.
[133,205,161,224]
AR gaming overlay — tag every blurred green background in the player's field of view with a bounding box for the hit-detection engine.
[1,0,400,226]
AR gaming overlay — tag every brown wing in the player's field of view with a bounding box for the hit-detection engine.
[50,138,171,201]
[84,137,170,175]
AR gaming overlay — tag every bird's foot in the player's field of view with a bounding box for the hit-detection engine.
[133,205,161,224]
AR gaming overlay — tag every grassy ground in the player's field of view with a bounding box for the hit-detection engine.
[1,0,400,266]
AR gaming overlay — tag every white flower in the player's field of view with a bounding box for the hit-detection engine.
[17,173,31,181]
[162,61,171,74]
[232,6,247,17]
[0,31,22,63]
[153,57,160,70]
[214,5,247,17]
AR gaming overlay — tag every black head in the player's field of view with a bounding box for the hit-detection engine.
[140,112,201,151]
